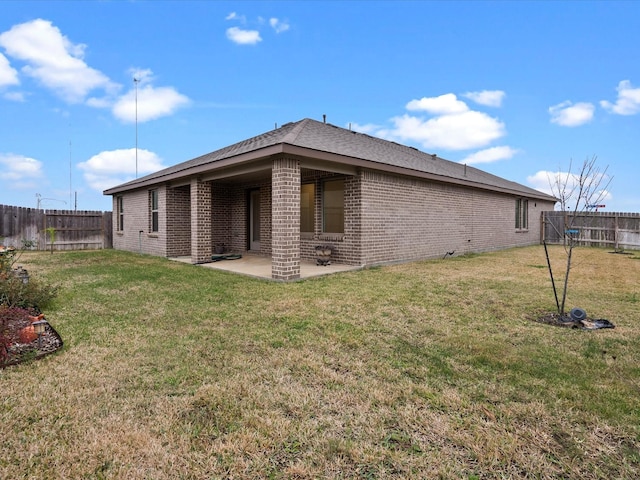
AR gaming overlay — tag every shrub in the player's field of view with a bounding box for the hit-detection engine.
[0,246,18,275]
[0,275,58,310]
[0,310,8,364]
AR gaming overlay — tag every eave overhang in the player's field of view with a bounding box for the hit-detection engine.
[103,143,558,203]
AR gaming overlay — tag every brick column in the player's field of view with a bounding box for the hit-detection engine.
[272,157,300,280]
[190,178,212,264]
[345,173,363,265]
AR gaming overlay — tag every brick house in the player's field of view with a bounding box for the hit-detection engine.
[104,118,557,280]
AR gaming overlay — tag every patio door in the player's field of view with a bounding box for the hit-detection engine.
[249,189,261,251]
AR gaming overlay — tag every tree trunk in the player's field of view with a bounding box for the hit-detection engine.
[560,243,573,315]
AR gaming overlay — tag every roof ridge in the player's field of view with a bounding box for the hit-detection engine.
[104,117,556,202]
[281,118,310,144]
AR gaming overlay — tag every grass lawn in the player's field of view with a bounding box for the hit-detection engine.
[1,245,639,479]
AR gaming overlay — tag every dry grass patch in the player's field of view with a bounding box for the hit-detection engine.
[0,246,638,479]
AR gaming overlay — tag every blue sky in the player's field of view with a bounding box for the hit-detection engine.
[1,1,639,212]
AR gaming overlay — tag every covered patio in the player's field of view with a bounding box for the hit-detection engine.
[169,254,361,281]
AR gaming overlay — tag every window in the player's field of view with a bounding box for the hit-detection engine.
[323,179,344,233]
[150,189,159,232]
[300,183,315,233]
[515,198,528,230]
[117,196,124,231]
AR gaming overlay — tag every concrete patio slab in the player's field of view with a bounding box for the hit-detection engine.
[169,254,361,280]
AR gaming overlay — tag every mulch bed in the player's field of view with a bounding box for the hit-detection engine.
[533,312,615,330]
[1,315,63,368]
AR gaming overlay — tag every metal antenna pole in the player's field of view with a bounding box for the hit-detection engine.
[134,77,139,178]
[69,139,72,208]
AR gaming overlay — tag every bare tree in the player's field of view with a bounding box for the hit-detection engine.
[544,155,613,316]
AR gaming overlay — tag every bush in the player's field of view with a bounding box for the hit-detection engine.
[0,275,58,310]
[0,309,8,364]
[0,246,18,275]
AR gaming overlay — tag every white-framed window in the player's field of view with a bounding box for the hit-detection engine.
[515,198,528,230]
[150,189,159,232]
[117,196,124,231]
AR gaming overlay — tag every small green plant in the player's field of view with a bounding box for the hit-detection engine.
[1,239,36,274]
[45,227,56,254]
[21,239,37,250]
[0,247,17,276]
[0,240,58,310]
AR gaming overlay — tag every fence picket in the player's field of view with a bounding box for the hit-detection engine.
[542,211,640,250]
[0,204,112,251]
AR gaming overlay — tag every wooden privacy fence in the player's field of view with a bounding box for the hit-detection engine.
[542,211,640,250]
[0,204,112,251]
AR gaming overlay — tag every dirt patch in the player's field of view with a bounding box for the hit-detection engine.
[533,312,615,330]
[1,313,63,368]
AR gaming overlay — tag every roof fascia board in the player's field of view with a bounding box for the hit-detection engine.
[105,141,556,202]
[299,158,358,176]
[282,144,556,201]
[199,160,272,182]
[103,144,286,194]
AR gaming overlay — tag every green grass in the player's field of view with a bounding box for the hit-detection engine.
[1,245,639,479]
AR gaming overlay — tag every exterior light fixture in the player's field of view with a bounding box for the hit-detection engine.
[32,320,48,349]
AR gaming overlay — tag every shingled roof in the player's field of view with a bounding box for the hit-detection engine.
[104,118,556,201]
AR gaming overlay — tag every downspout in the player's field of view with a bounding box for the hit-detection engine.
[139,230,144,255]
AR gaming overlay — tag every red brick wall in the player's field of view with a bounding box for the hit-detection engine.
[271,157,300,280]
[211,183,231,252]
[299,170,361,265]
[190,179,212,263]
[166,185,190,257]
[359,169,554,265]
[112,164,554,272]
[112,186,167,256]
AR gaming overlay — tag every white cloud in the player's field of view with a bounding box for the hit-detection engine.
[0,153,44,183]
[527,170,582,200]
[463,90,505,107]
[349,122,382,134]
[600,80,640,115]
[3,91,25,102]
[225,12,246,22]
[387,110,505,150]
[269,18,290,33]
[356,91,510,152]
[0,19,116,103]
[0,52,19,86]
[85,96,111,109]
[226,27,262,45]
[549,101,595,127]
[406,93,469,115]
[461,146,519,165]
[130,67,154,86]
[100,69,190,123]
[78,148,166,191]
[527,169,611,208]
[225,13,288,44]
